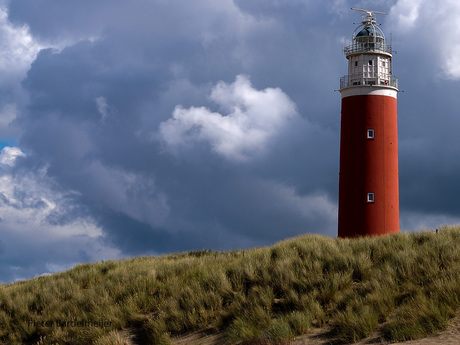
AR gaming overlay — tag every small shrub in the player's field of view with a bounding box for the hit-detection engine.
[95,331,131,345]
[282,311,311,335]
[225,306,271,344]
[381,295,453,342]
[248,286,274,312]
[331,304,379,343]
[140,318,172,345]
[264,318,293,344]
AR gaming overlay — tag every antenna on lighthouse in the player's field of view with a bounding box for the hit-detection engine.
[351,8,386,25]
[351,7,387,15]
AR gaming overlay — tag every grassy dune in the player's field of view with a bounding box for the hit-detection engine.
[1,226,459,345]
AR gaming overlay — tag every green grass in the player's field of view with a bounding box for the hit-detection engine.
[1,226,459,344]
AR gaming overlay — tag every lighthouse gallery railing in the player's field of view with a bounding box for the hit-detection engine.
[340,75,398,89]
[343,43,392,55]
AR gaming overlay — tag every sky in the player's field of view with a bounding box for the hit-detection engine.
[0,0,460,283]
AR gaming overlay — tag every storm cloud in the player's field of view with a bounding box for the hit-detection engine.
[0,0,459,282]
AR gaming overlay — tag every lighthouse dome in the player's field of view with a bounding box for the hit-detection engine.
[356,25,384,38]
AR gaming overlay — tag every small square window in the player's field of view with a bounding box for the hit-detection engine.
[367,129,375,139]
[367,193,375,203]
[369,60,373,65]
[355,61,358,67]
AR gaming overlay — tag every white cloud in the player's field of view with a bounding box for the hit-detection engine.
[0,6,43,78]
[390,0,423,30]
[159,75,297,161]
[389,0,460,79]
[0,166,100,239]
[0,6,46,140]
[0,146,25,166]
[0,153,121,282]
[95,96,109,122]
[0,3,100,75]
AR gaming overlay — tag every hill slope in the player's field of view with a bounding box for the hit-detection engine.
[1,227,459,345]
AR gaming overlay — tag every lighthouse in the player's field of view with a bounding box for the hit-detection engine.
[338,8,399,238]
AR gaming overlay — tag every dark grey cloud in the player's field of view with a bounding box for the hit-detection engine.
[0,0,460,282]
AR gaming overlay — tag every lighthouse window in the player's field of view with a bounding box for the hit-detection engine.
[367,129,375,139]
[367,193,375,203]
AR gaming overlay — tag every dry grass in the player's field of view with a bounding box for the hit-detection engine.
[0,226,459,344]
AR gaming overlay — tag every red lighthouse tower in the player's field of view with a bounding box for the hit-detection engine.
[338,8,399,238]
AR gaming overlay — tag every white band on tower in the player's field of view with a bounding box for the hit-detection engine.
[340,87,398,99]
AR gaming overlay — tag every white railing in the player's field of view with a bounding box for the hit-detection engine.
[340,75,398,89]
[343,43,392,55]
